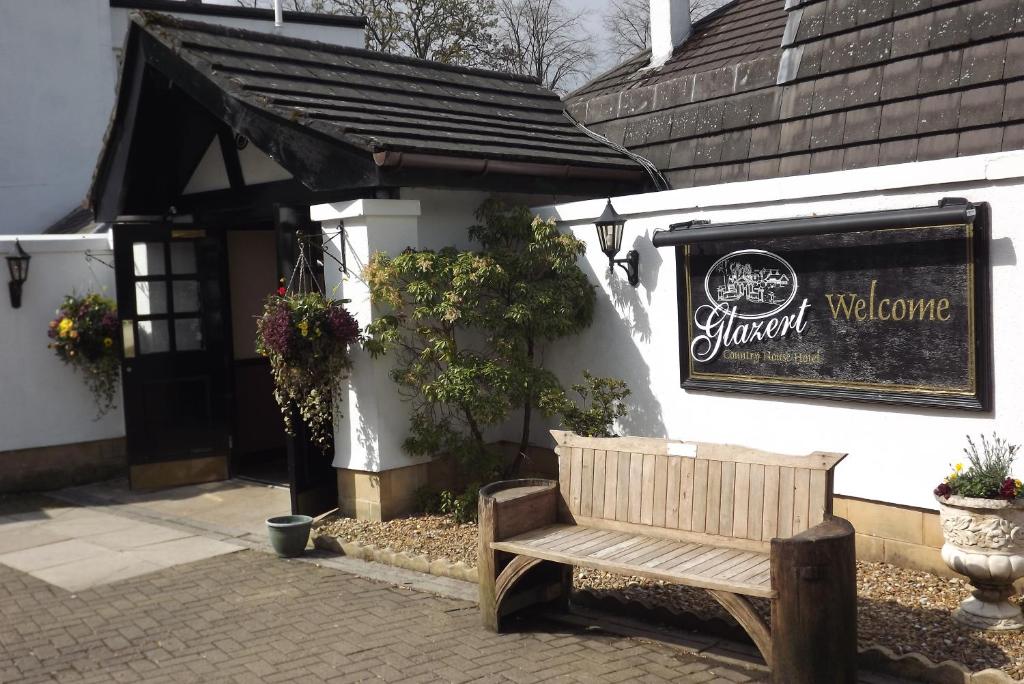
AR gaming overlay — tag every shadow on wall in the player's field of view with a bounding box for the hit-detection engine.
[570,234,667,439]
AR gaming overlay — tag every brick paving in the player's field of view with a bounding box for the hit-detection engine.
[0,548,762,683]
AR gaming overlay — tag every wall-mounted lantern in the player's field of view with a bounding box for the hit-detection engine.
[595,199,639,287]
[6,240,30,309]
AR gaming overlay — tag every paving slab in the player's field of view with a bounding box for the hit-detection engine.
[85,521,193,551]
[33,509,138,538]
[0,524,69,555]
[32,554,165,593]
[0,539,110,573]
[122,535,241,568]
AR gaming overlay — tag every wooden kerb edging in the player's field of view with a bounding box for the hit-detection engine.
[478,431,856,684]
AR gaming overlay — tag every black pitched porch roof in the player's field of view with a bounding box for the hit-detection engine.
[90,12,644,220]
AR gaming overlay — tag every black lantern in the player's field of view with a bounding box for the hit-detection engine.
[595,199,639,287]
[6,240,30,309]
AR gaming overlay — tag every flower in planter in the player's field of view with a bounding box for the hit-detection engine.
[46,292,120,418]
[255,289,359,449]
[934,434,1021,500]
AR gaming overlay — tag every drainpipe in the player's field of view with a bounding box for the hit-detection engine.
[273,0,283,27]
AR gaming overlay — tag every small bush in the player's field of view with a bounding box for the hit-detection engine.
[539,371,630,438]
[439,484,480,524]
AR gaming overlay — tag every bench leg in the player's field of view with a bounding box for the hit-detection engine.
[770,516,857,683]
[708,590,772,667]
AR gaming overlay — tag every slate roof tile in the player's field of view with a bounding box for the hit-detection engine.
[566,0,1024,187]
[957,126,1005,154]
[1003,80,1024,120]
[878,137,920,164]
[959,40,1009,85]
[881,57,921,100]
[749,156,783,179]
[958,84,1006,126]
[843,105,883,143]
[917,132,961,159]
[843,142,882,168]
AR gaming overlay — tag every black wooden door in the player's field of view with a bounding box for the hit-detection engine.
[114,224,233,489]
[275,206,339,516]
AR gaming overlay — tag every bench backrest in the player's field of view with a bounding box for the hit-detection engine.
[552,430,846,552]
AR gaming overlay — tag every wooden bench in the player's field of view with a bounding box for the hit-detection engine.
[479,430,857,683]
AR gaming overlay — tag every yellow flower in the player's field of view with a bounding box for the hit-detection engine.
[298,320,309,338]
[103,337,113,348]
[955,463,963,472]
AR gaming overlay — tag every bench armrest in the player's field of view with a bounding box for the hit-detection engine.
[479,479,558,543]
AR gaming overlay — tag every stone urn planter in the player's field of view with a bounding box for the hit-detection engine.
[266,515,313,558]
[936,494,1024,631]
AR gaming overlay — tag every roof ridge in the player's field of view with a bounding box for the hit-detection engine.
[134,10,546,88]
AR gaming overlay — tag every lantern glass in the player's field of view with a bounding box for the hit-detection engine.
[595,200,624,259]
[6,244,29,283]
[6,254,26,282]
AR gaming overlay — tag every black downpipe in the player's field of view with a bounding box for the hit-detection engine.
[651,199,976,248]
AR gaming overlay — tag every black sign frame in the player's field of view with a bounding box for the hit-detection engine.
[673,203,993,411]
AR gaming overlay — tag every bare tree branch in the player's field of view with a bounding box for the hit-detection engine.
[492,0,594,93]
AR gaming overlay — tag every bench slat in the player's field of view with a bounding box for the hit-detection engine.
[665,456,681,529]
[592,450,607,519]
[706,460,722,535]
[720,461,736,537]
[762,464,780,540]
[602,451,618,519]
[581,449,595,517]
[492,524,776,598]
[627,453,643,524]
[733,462,751,539]
[679,458,695,531]
[747,463,765,542]
[777,466,795,538]
[615,452,630,522]
[570,447,584,516]
[653,454,669,528]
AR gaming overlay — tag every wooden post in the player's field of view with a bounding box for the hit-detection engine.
[478,485,500,632]
[770,516,857,684]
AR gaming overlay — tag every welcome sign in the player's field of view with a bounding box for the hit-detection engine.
[677,217,991,410]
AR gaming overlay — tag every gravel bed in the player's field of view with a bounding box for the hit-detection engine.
[313,512,1024,677]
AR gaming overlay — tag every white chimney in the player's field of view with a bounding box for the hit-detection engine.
[649,0,691,69]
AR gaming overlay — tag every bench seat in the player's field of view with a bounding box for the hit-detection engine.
[491,523,775,598]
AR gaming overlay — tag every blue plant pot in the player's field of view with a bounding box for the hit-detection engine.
[266,515,313,558]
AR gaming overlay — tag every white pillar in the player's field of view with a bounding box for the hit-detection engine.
[311,199,423,474]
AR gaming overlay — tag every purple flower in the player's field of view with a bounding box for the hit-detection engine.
[934,482,952,498]
[326,305,359,344]
[258,301,295,358]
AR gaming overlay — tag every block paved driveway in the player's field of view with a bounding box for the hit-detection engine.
[0,540,762,683]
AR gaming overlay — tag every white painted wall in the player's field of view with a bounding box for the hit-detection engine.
[0,235,125,452]
[0,1,361,235]
[532,150,1024,512]
[315,199,425,473]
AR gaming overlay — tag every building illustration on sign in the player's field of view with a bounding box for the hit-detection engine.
[714,259,791,305]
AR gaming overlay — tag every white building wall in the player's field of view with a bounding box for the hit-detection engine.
[0,235,125,452]
[533,150,1024,512]
[0,1,362,235]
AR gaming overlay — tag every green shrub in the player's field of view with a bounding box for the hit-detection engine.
[438,483,480,524]
[539,371,630,438]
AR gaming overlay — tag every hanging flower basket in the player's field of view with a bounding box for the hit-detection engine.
[255,285,359,449]
[46,292,120,418]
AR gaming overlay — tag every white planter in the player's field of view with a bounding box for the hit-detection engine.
[936,494,1024,631]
